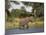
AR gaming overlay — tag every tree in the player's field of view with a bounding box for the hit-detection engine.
[32,3,44,17]
[5,0,11,17]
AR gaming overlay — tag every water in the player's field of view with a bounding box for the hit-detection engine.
[5,27,44,35]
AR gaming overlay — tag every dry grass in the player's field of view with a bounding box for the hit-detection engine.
[5,17,44,30]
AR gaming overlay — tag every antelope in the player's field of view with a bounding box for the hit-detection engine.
[19,16,34,29]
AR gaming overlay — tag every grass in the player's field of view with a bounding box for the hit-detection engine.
[5,17,44,30]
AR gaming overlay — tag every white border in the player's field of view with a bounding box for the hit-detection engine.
[0,0,5,35]
[0,0,46,35]
[10,0,44,2]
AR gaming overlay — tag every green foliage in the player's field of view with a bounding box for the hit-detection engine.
[11,9,25,17]
[11,9,33,18]
[32,3,44,17]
